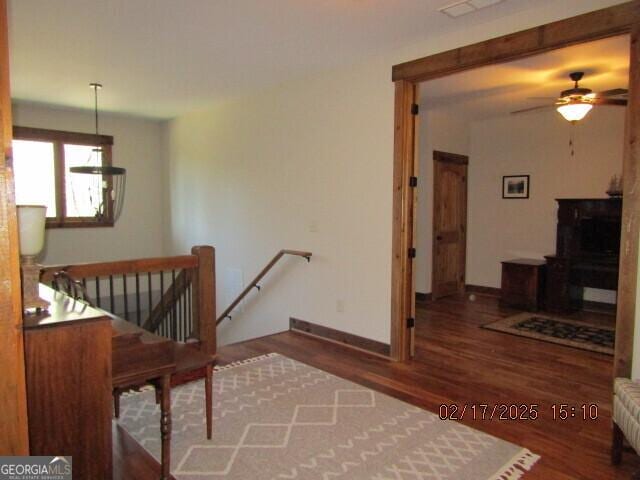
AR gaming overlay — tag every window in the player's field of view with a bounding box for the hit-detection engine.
[12,126,115,228]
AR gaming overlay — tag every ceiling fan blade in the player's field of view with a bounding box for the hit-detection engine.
[510,104,554,115]
[527,97,557,100]
[592,98,628,106]
[597,88,628,97]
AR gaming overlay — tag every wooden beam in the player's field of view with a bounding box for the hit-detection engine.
[614,23,640,378]
[390,80,417,361]
[392,1,640,83]
[0,0,29,455]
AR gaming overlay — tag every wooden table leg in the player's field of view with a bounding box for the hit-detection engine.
[205,363,213,440]
[160,374,172,480]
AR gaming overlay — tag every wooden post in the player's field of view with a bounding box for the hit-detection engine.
[0,0,30,455]
[614,22,640,379]
[191,245,216,355]
[390,80,417,362]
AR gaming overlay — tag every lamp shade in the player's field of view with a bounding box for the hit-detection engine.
[557,102,593,122]
[17,205,47,256]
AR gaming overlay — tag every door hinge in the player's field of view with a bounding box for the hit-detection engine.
[408,247,416,259]
[411,103,419,115]
[407,317,415,328]
[409,176,418,187]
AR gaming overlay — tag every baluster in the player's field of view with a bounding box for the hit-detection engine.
[187,282,192,339]
[160,271,165,337]
[123,274,129,321]
[135,273,141,326]
[95,276,101,308]
[109,275,115,313]
[171,269,177,341]
[182,276,187,341]
[148,272,152,327]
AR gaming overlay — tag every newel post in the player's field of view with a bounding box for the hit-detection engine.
[191,245,216,355]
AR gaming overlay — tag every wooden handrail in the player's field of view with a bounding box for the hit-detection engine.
[40,255,199,283]
[216,249,312,325]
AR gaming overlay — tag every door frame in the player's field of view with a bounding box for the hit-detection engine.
[389,0,640,371]
[431,151,468,300]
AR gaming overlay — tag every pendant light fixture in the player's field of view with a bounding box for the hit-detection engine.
[70,83,126,221]
[556,100,593,123]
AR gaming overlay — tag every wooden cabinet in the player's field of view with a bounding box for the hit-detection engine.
[544,255,582,313]
[24,286,112,480]
[545,198,621,313]
[500,259,546,311]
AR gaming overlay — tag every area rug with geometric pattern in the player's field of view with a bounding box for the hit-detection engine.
[483,312,614,355]
[117,353,539,479]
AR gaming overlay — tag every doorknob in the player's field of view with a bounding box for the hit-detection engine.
[436,235,443,241]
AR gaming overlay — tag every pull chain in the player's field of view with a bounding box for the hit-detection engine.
[569,122,575,157]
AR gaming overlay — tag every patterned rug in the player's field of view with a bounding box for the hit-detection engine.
[117,353,539,479]
[483,312,614,355]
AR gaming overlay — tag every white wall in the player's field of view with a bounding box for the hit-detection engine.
[12,102,165,264]
[415,109,470,294]
[165,0,626,347]
[467,108,624,302]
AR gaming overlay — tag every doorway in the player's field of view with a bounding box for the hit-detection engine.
[431,151,468,300]
[388,3,640,371]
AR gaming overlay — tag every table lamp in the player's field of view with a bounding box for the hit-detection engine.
[17,205,49,312]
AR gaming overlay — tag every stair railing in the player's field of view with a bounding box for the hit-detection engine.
[216,249,312,325]
[40,245,216,355]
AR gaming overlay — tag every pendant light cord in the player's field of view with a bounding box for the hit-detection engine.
[94,84,99,135]
[90,82,102,135]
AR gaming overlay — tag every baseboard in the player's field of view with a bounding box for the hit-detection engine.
[465,284,501,297]
[289,318,391,359]
[583,300,616,314]
[416,286,500,301]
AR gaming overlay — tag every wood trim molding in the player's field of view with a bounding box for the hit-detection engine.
[415,292,432,302]
[466,284,501,297]
[392,2,640,83]
[433,150,469,165]
[614,22,640,378]
[290,318,391,359]
[390,80,417,361]
[13,126,114,146]
[0,0,29,455]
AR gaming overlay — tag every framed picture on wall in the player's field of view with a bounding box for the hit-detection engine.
[502,175,530,199]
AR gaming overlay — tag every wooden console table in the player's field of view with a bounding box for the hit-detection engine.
[24,286,177,479]
[24,286,113,479]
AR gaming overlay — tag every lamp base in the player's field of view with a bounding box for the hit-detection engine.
[21,260,49,313]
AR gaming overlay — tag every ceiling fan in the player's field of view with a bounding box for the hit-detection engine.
[511,71,628,122]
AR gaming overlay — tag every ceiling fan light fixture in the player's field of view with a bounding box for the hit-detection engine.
[556,101,593,123]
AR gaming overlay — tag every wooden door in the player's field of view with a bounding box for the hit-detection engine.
[432,151,468,300]
[0,0,30,455]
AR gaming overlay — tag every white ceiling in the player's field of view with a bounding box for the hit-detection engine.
[8,0,596,119]
[420,34,630,121]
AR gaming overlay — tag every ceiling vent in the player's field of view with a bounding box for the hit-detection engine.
[439,0,505,18]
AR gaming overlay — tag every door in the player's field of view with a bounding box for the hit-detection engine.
[432,150,468,300]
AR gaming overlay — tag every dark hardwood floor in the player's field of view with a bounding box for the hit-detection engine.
[115,293,639,479]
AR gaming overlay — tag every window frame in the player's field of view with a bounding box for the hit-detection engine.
[12,126,115,228]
